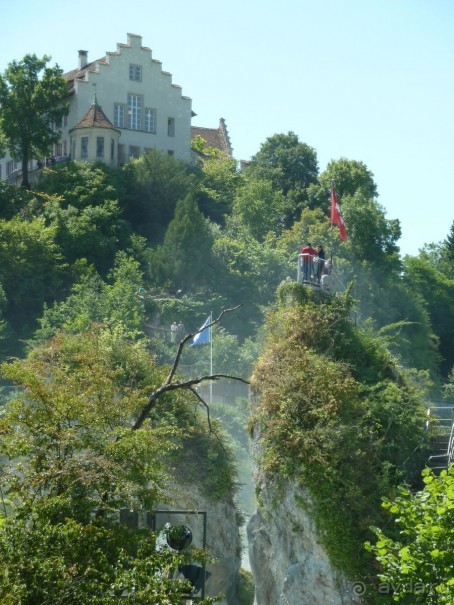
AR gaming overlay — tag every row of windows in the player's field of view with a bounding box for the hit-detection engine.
[79,136,116,160]
[114,96,175,137]
[1,145,176,179]
[77,138,174,161]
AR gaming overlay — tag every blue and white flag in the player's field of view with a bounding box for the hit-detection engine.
[190,315,211,346]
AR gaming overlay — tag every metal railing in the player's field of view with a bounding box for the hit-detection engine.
[297,253,328,285]
[447,418,454,466]
[427,404,454,470]
[296,253,340,293]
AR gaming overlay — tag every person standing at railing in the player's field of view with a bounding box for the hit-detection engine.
[315,245,325,283]
[300,242,317,282]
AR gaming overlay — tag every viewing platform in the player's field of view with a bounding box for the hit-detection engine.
[297,253,333,291]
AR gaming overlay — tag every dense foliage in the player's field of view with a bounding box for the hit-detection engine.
[250,284,430,579]
[1,75,454,600]
[366,467,454,604]
[0,328,226,603]
[0,55,68,188]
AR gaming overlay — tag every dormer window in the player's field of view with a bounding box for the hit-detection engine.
[129,64,142,82]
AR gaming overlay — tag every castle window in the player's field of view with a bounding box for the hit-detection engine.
[167,117,175,137]
[128,94,142,130]
[145,108,156,133]
[129,64,142,82]
[129,146,140,159]
[97,137,104,158]
[114,104,125,128]
[81,137,88,158]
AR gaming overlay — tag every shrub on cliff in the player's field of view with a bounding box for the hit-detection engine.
[250,283,429,578]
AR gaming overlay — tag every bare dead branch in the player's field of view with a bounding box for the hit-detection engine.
[189,386,213,432]
[189,386,228,455]
[132,373,249,431]
[132,305,248,431]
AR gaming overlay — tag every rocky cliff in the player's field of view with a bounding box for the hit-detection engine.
[247,477,363,605]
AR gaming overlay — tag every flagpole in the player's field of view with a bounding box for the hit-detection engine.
[209,311,213,405]
[330,183,334,263]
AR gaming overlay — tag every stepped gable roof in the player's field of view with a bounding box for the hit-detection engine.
[191,118,233,156]
[70,101,120,133]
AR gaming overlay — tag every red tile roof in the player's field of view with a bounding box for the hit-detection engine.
[70,102,119,132]
[191,118,233,156]
[64,58,106,83]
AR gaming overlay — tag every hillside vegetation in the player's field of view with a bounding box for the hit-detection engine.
[251,283,429,580]
[0,130,454,602]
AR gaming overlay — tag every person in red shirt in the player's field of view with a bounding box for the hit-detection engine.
[300,242,316,282]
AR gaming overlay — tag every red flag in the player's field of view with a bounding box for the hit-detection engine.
[330,185,347,241]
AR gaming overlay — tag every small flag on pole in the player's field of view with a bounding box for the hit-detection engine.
[190,315,211,347]
[330,185,347,241]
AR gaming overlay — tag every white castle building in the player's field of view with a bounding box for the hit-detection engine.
[0,33,232,182]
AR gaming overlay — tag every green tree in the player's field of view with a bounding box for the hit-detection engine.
[196,152,242,224]
[123,150,196,241]
[37,160,127,209]
[306,157,378,213]
[0,217,64,330]
[43,196,131,276]
[31,252,146,346]
[232,177,292,241]
[319,157,378,200]
[148,195,216,291]
[445,220,454,262]
[419,222,454,281]
[418,242,454,281]
[36,162,132,275]
[367,467,454,604]
[443,367,454,400]
[246,132,318,222]
[0,54,68,189]
[340,191,401,269]
[0,329,218,604]
[403,256,454,377]
[212,220,292,336]
[0,181,37,219]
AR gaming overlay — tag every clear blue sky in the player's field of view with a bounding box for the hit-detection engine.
[2,0,453,257]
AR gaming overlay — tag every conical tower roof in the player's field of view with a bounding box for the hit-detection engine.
[70,99,120,133]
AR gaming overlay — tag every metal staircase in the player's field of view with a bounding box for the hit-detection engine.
[427,402,454,471]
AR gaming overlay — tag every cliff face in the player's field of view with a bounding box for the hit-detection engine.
[247,478,362,605]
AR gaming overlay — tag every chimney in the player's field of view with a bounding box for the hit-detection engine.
[78,50,88,70]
